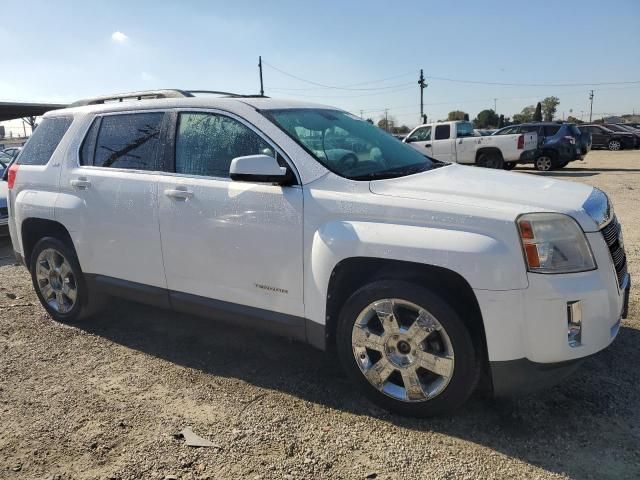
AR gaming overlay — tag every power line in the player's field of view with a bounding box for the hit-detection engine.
[425,75,640,87]
[263,61,414,91]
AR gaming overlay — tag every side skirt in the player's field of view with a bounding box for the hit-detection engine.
[85,274,325,350]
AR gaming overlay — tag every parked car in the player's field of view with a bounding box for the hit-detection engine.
[0,157,9,235]
[5,90,630,417]
[404,120,537,169]
[494,123,587,171]
[605,124,640,146]
[580,125,637,151]
[615,124,640,134]
[2,147,22,160]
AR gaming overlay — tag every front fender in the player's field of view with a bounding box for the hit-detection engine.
[304,220,528,326]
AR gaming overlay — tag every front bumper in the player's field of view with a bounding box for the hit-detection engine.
[475,230,629,394]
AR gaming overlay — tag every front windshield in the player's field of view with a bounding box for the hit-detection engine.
[264,108,440,180]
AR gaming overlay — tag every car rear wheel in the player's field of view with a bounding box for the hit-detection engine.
[556,161,569,169]
[608,139,622,151]
[477,151,504,169]
[336,280,479,417]
[30,237,103,323]
[535,154,556,171]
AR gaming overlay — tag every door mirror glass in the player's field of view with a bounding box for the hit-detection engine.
[229,154,292,184]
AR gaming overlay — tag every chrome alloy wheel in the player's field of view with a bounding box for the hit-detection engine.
[536,156,553,171]
[35,248,78,313]
[351,299,455,402]
[608,140,621,151]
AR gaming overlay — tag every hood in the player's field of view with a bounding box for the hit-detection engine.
[369,164,599,231]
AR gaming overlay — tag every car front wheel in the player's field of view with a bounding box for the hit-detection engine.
[336,280,479,417]
[535,154,556,171]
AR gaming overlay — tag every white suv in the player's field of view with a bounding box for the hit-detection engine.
[5,90,630,416]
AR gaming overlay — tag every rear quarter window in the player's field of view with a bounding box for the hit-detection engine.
[17,116,73,165]
[434,125,451,140]
[544,125,561,136]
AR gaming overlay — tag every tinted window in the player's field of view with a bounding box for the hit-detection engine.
[94,113,164,170]
[407,126,431,142]
[17,116,73,166]
[434,125,450,140]
[79,117,101,165]
[544,125,561,136]
[176,113,272,178]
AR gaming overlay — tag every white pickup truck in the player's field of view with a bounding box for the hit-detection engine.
[404,121,537,170]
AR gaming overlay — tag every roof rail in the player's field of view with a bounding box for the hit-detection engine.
[71,89,268,107]
[71,89,193,107]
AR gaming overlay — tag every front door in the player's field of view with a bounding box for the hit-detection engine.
[58,111,167,288]
[589,126,606,147]
[157,110,304,318]
[405,126,433,157]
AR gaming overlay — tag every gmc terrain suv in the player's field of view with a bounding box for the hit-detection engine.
[5,90,630,416]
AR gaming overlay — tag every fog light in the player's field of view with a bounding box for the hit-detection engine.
[567,301,582,347]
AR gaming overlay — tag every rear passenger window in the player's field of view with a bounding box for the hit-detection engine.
[175,112,272,178]
[79,118,101,165]
[93,113,164,170]
[434,125,450,140]
[17,116,73,165]
[544,125,561,136]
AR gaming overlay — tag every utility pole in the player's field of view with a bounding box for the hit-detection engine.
[258,56,264,96]
[418,69,427,124]
[589,90,594,122]
[359,110,363,119]
[384,109,389,132]
[493,98,497,113]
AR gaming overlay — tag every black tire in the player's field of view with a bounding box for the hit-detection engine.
[336,280,480,417]
[503,162,516,171]
[477,151,504,169]
[29,236,103,323]
[534,152,558,171]
[556,161,569,169]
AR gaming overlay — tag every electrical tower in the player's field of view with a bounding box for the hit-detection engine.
[589,90,594,122]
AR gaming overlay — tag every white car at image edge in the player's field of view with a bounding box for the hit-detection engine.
[4,90,630,416]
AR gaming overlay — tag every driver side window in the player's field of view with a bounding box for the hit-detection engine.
[408,126,432,142]
[175,112,273,178]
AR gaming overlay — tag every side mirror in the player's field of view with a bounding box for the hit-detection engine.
[229,154,293,185]
[404,137,415,143]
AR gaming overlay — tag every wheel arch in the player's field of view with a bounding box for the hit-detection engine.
[21,218,74,267]
[324,257,488,366]
[475,147,503,163]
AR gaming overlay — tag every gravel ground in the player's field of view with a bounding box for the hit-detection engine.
[1,149,639,480]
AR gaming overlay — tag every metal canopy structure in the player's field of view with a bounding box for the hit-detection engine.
[0,101,69,122]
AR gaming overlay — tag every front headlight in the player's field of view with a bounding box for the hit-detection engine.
[517,213,596,274]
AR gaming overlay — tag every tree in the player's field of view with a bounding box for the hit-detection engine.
[533,102,543,122]
[377,115,396,132]
[512,105,535,124]
[567,115,583,124]
[365,118,374,124]
[541,96,560,122]
[394,125,410,134]
[497,114,505,128]
[463,113,470,121]
[473,109,499,129]
[447,110,467,121]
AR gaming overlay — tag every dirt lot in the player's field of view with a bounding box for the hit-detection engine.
[1,150,639,480]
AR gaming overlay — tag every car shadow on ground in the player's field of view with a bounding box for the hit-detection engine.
[517,166,640,177]
[79,299,640,479]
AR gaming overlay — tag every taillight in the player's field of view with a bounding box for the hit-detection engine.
[7,163,19,190]
[564,136,576,144]
[517,134,524,149]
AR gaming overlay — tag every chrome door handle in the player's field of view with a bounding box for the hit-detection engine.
[70,177,91,189]
[164,188,194,200]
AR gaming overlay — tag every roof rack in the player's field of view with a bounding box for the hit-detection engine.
[71,89,267,107]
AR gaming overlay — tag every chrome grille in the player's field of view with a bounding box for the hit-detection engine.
[601,216,627,287]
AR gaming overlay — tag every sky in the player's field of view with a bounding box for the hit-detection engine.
[1,0,639,134]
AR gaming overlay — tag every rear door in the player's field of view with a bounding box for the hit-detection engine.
[57,111,167,288]
[404,126,433,157]
[431,124,454,162]
[588,126,606,147]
